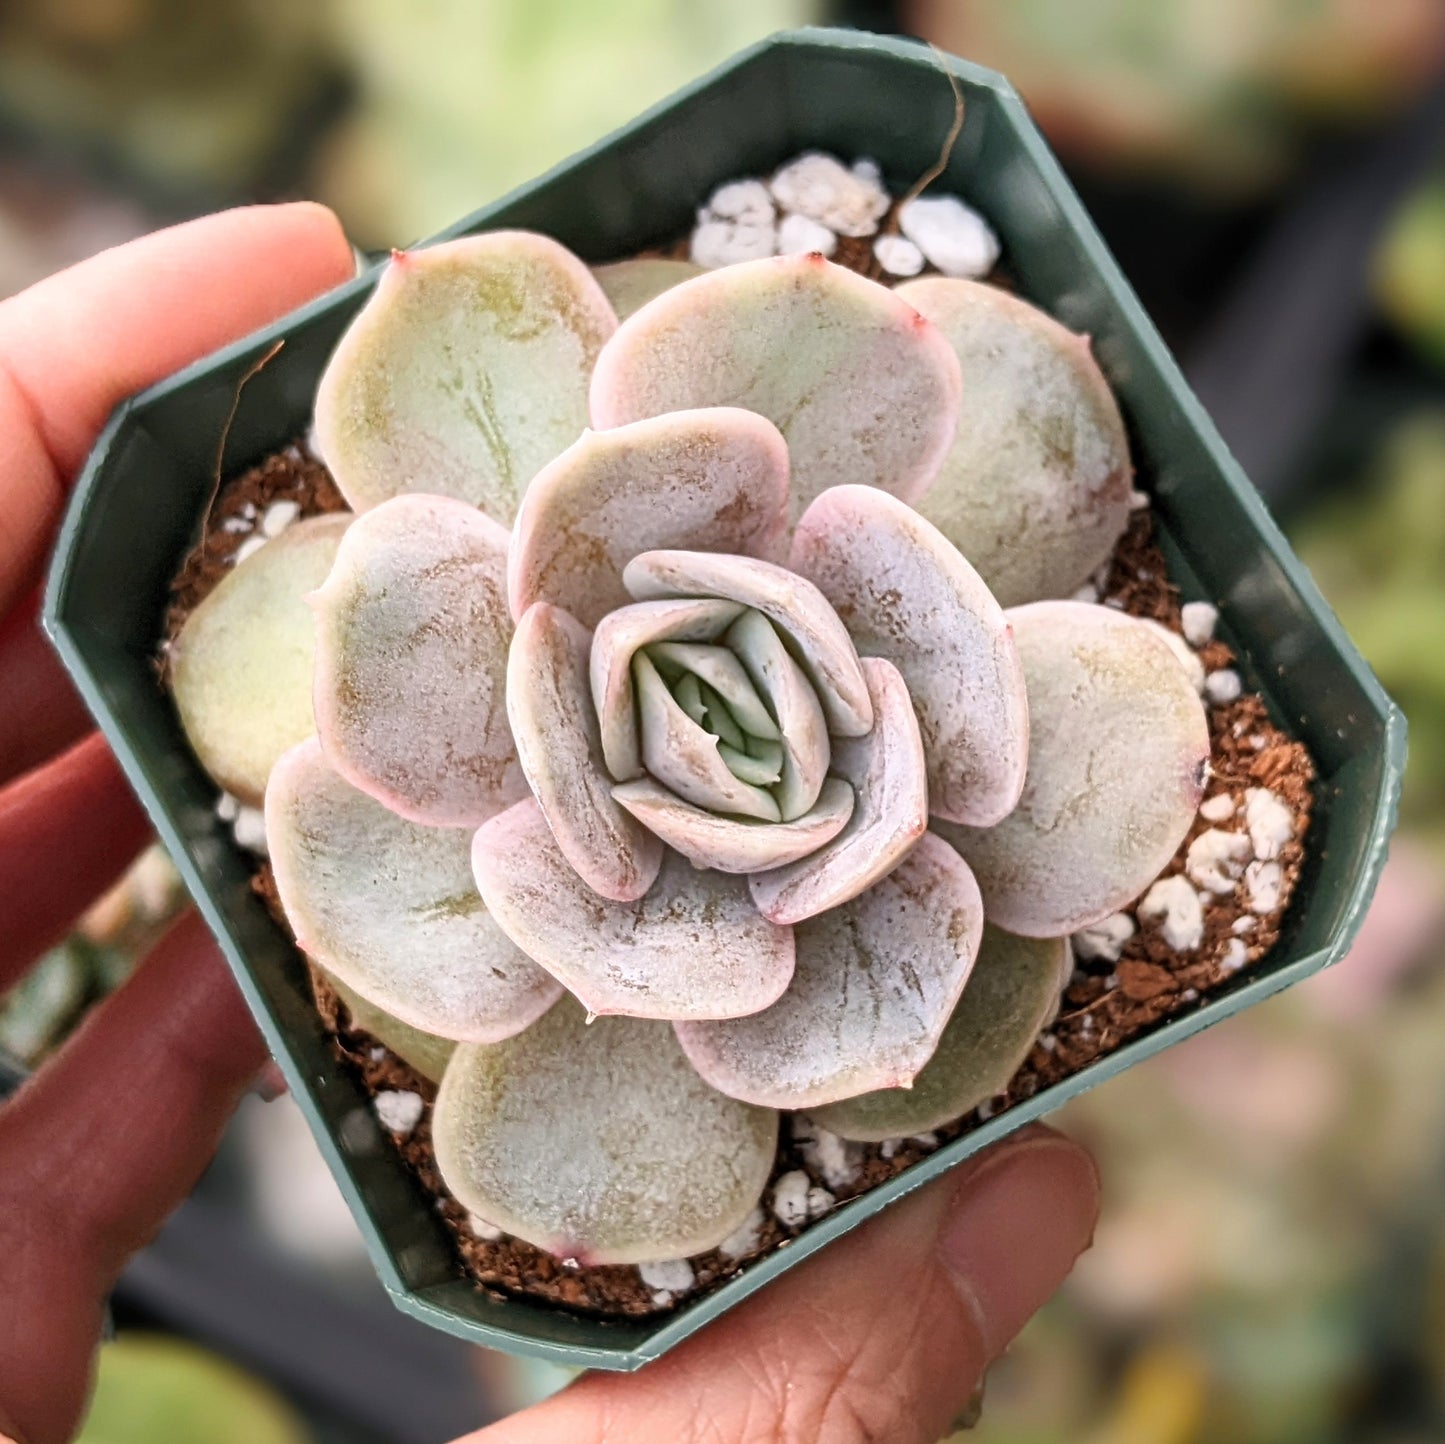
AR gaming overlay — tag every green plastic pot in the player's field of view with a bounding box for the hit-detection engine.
[43,28,1405,1370]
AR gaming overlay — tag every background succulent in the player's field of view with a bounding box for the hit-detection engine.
[173,227,1209,1266]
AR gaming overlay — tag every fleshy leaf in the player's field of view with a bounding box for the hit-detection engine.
[591,257,705,320]
[471,798,795,1020]
[897,277,1133,607]
[433,999,776,1265]
[633,651,781,822]
[310,493,525,827]
[509,409,788,628]
[313,231,617,523]
[591,254,962,525]
[812,927,1070,1141]
[612,776,854,874]
[590,599,745,782]
[934,601,1209,937]
[508,603,663,902]
[750,657,928,924]
[265,741,562,1042]
[790,485,1029,826]
[623,550,872,736]
[323,969,457,1083]
[675,833,983,1108]
[171,515,350,806]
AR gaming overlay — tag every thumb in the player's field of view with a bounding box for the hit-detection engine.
[466,1126,1098,1444]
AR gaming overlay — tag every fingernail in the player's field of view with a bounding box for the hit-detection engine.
[250,1061,288,1102]
[936,1134,1100,1359]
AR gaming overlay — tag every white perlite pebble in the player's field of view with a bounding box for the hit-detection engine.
[690,220,776,268]
[638,1258,696,1295]
[467,1212,503,1241]
[1246,859,1283,914]
[910,1132,940,1150]
[1138,875,1205,951]
[1072,912,1136,963]
[233,534,267,565]
[261,499,301,537]
[880,1139,899,1160]
[852,157,884,187]
[1232,915,1257,934]
[1070,582,1100,604]
[769,151,889,237]
[777,212,838,257]
[1204,669,1243,705]
[1199,793,1236,823]
[1181,602,1219,648]
[1185,829,1252,895]
[1245,787,1294,861]
[873,233,925,277]
[1128,489,1150,511]
[717,1208,765,1260]
[772,1170,812,1228]
[232,807,269,856]
[1221,938,1248,973]
[703,179,776,226]
[899,195,1001,279]
[806,1186,835,1220]
[794,1119,861,1189]
[215,791,241,823]
[221,516,253,535]
[374,1089,424,1136]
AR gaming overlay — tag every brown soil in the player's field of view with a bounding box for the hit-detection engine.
[164,242,1316,1323]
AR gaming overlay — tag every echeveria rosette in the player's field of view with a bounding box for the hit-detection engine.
[172,228,1211,1267]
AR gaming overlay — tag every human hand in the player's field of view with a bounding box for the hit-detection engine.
[0,205,1100,1444]
[0,204,355,1444]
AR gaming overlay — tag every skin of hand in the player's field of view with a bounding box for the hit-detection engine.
[0,207,1100,1444]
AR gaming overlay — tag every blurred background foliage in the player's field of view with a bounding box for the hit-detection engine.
[0,2,1443,1441]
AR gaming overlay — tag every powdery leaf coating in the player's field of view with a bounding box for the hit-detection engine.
[591,257,704,320]
[313,232,617,523]
[897,277,1133,607]
[612,776,855,874]
[935,602,1209,938]
[265,741,562,1043]
[311,495,526,826]
[507,603,663,902]
[590,255,962,526]
[750,658,928,925]
[813,927,1070,1141]
[324,970,457,1083]
[675,833,984,1109]
[623,550,872,737]
[471,799,795,1021]
[590,599,745,782]
[509,409,789,628]
[790,485,1029,827]
[171,515,350,806]
[432,1000,777,1265]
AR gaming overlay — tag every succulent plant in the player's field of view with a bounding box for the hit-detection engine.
[173,228,1210,1265]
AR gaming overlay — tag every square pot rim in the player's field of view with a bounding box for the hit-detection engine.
[41,26,1406,1372]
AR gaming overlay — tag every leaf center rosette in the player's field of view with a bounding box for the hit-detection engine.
[173,231,1211,1266]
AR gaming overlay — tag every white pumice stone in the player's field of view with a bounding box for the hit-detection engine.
[1138,875,1205,951]
[1181,601,1220,647]
[1185,829,1252,895]
[240,501,258,520]
[899,195,1001,278]
[1128,489,1150,510]
[796,1121,861,1189]
[873,233,925,277]
[1072,912,1136,963]
[717,1208,765,1260]
[689,219,776,268]
[221,516,253,534]
[806,1187,835,1220]
[1245,859,1283,914]
[702,179,776,226]
[1232,915,1257,934]
[1204,668,1243,705]
[771,1170,812,1228]
[467,1212,503,1241]
[638,1258,696,1294]
[233,534,267,565]
[261,499,301,537]
[374,1089,424,1136]
[231,806,269,855]
[1069,582,1101,604]
[769,151,890,237]
[852,157,884,187]
[1199,793,1237,823]
[1244,787,1294,861]
[215,791,241,823]
[777,212,838,257]
[880,1139,900,1159]
[910,1132,940,1150]
[1221,938,1249,973]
